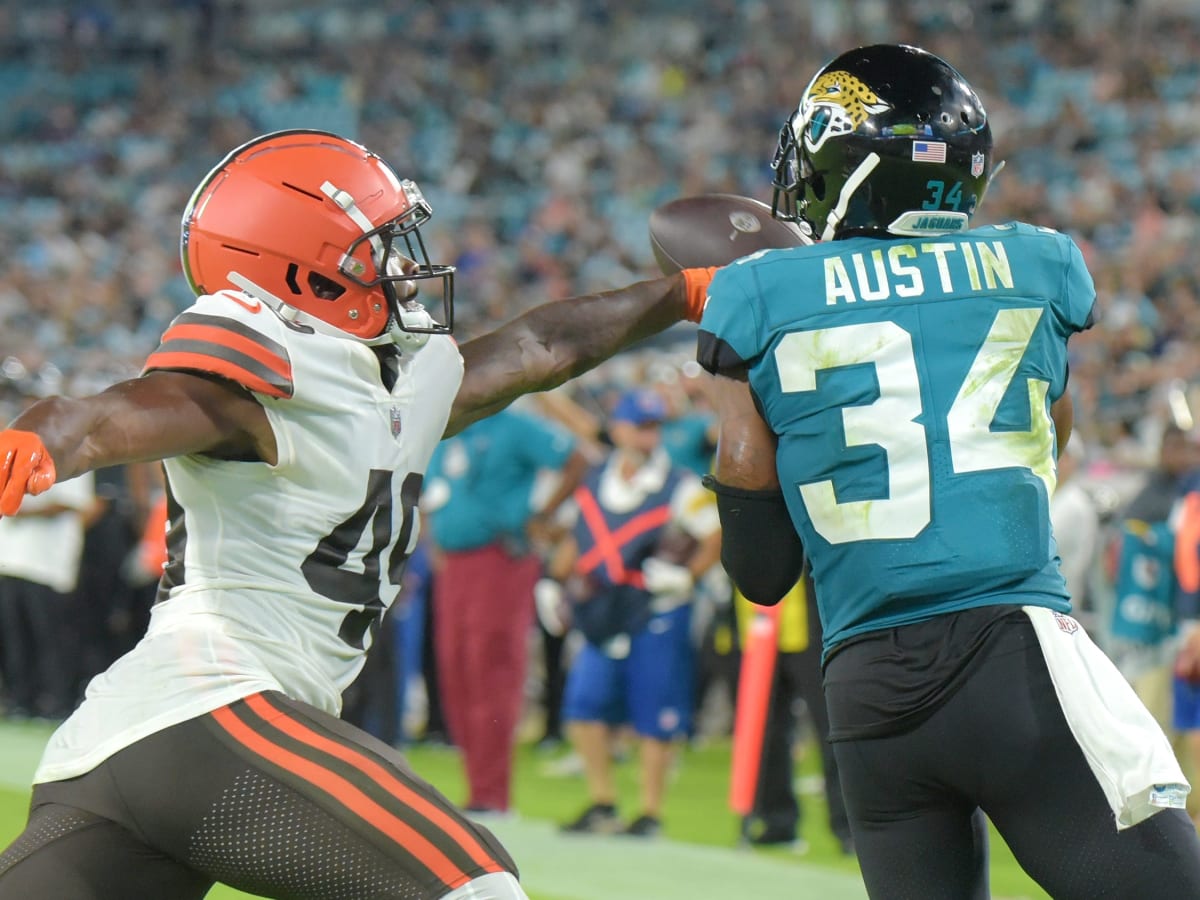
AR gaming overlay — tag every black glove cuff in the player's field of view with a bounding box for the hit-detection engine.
[702,475,806,606]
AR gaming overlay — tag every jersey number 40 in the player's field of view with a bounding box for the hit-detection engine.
[301,469,423,648]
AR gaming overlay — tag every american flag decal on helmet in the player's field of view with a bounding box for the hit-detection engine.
[911,141,947,163]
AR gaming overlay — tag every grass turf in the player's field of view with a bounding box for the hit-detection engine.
[0,719,1050,899]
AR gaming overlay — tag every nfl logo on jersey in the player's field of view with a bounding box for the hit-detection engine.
[389,406,402,438]
[1052,611,1079,635]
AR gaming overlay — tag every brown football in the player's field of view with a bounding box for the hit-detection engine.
[648,193,811,275]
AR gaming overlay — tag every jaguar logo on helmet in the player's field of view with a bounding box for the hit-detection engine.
[799,71,891,154]
[771,44,993,242]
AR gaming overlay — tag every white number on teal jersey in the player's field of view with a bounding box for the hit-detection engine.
[775,308,1054,544]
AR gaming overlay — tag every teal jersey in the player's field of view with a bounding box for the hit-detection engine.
[427,409,577,552]
[697,222,1096,656]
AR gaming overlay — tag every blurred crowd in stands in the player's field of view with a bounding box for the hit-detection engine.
[3,0,1200,839]
[1,0,1198,456]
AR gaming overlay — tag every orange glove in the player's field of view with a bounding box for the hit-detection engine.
[0,430,57,516]
[681,266,718,323]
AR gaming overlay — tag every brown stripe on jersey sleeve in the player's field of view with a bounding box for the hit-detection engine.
[144,313,295,398]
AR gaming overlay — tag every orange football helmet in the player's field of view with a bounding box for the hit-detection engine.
[181,130,453,342]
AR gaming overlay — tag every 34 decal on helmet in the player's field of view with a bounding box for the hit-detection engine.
[772,44,994,243]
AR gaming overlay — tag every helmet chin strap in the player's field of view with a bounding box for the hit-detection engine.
[822,152,881,241]
[226,271,430,351]
[987,159,1007,189]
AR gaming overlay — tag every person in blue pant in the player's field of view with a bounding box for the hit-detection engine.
[545,388,722,837]
[697,42,1200,900]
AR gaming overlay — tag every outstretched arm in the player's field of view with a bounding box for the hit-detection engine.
[1,371,272,514]
[447,272,694,436]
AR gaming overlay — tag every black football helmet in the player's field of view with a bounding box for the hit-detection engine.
[771,44,993,241]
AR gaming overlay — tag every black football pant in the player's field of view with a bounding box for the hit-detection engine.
[830,615,1200,900]
[0,576,76,719]
[0,692,517,899]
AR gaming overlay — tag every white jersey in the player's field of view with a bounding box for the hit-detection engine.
[0,471,95,593]
[36,290,463,783]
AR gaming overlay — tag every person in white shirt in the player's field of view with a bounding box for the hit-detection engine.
[1049,434,1102,623]
[0,451,95,720]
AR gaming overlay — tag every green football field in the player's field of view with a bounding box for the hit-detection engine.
[0,718,1050,899]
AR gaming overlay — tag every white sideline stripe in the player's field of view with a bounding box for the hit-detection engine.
[0,721,54,790]
[485,818,870,900]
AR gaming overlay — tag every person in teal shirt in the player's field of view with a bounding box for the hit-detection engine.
[425,406,587,814]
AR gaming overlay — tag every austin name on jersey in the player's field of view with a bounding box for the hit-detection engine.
[824,239,1014,306]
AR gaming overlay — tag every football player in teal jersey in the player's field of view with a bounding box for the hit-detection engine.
[698,44,1200,899]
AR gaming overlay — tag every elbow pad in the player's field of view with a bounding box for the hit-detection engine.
[702,475,805,606]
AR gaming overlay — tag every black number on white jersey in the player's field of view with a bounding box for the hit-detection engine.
[302,469,423,649]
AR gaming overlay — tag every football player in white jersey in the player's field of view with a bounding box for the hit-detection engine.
[0,130,714,900]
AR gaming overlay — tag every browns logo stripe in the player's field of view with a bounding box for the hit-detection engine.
[161,322,292,380]
[173,312,291,359]
[208,694,505,888]
[245,694,504,875]
[145,349,293,398]
[144,313,294,398]
[210,703,493,888]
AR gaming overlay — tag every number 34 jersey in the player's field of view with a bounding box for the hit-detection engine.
[35,291,462,784]
[697,222,1096,657]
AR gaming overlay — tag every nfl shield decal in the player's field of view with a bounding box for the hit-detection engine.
[389,406,403,439]
[971,151,986,178]
[1052,611,1080,635]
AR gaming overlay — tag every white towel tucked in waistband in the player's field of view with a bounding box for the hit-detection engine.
[1023,605,1189,830]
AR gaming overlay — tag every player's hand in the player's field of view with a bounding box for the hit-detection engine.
[0,430,57,516]
[642,558,694,599]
